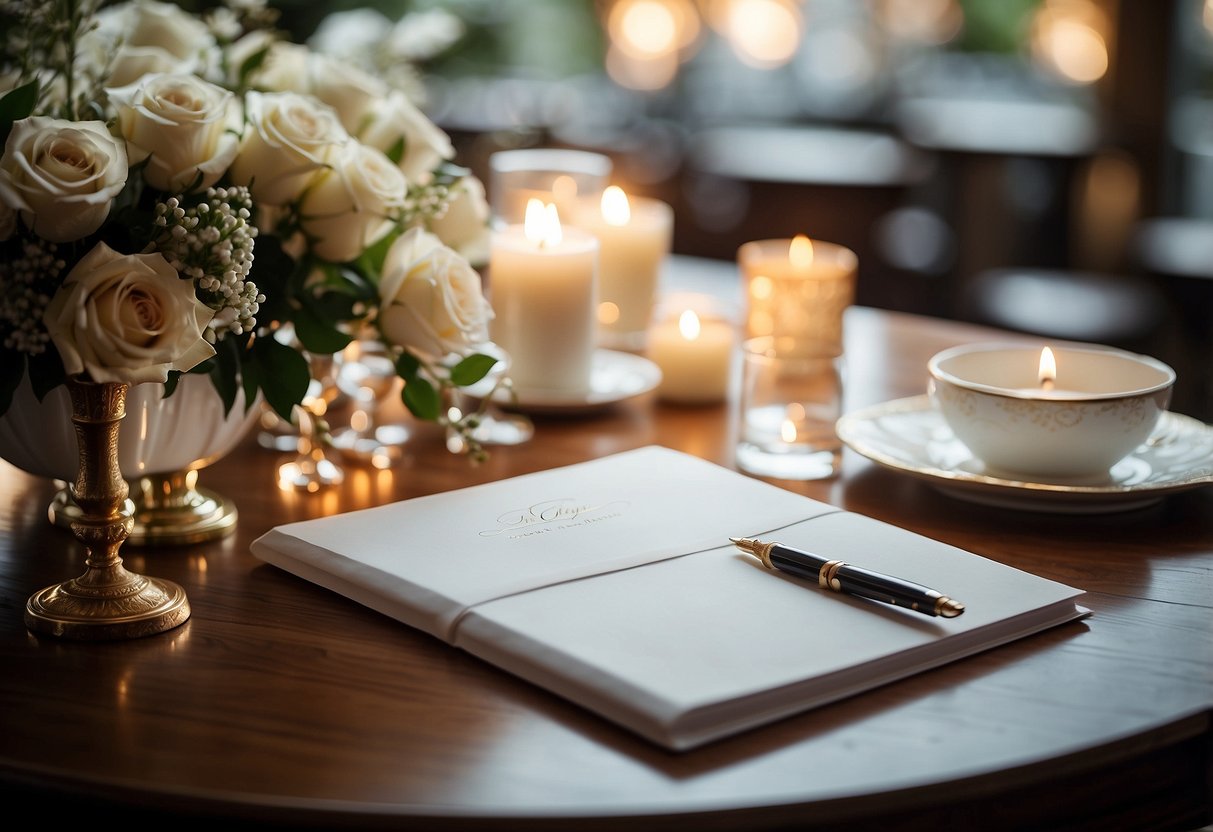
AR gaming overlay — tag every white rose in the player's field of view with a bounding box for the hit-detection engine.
[108,72,240,193]
[228,91,349,206]
[298,141,407,263]
[236,38,312,94]
[124,0,216,62]
[79,1,210,88]
[378,227,493,359]
[308,8,392,62]
[359,91,454,183]
[429,175,490,266]
[0,117,128,243]
[43,242,216,384]
[307,53,389,134]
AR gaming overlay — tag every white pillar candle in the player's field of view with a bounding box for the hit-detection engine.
[489,200,599,396]
[738,235,857,357]
[570,187,674,351]
[648,309,736,404]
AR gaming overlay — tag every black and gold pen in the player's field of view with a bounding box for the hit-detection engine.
[730,537,965,618]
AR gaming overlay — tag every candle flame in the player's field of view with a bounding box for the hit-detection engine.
[790,234,814,270]
[1038,346,1057,390]
[524,198,563,247]
[678,309,701,340]
[781,419,797,443]
[601,185,631,226]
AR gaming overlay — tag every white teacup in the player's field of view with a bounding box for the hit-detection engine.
[928,343,1175,479]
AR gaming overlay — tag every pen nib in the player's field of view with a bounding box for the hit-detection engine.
[729,536,760,556]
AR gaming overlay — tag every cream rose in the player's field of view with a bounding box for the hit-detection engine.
[359,91,454,183]
[306,53,389,134]
[298,141,407,263]
[228,91,349,206]
[124,0,216,61]
[378,227,493,359]
[43,242,216,384]
[81,1,216,87]
[108,73,240,193]
[0,117,128,243]
[235,37,312,94]
[429,175,490,266]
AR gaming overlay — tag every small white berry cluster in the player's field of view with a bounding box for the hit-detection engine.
[401,180,452,225]
[153,186,266,343]
[0,237,64,354]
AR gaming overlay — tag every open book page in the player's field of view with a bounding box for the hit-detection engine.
[456,511,1088,750]
[251,446,836,639]
[251,446,1088,750]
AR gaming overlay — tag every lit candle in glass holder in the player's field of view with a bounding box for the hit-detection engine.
[738,235,857,357]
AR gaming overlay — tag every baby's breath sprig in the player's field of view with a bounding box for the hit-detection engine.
[153,185,264,343]
[0,238,65,355]
[400,180,453,228]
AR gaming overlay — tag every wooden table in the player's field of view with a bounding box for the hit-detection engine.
[2,274,1211,829]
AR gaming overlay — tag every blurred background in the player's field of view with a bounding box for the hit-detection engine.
[270,0,1212,420]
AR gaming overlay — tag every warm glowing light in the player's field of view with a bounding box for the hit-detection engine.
[1205,0,1213,34]
[789,235,814,270]
[781,419,797,443]
[552,174,578,204]
[605,44,680,90]
[524,198,563,247]
[678,309,702,340]
[611,0,679,57]
[1038,347,1057,390]
[598,301,621,324]
[1031,0,1110,85]
[750,275,773,300]
[602,185,632,226]
[726,0,802,69]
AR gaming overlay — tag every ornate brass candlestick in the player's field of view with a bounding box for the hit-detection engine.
[25,377,191,640]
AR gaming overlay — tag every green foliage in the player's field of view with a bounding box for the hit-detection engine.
[450,353,497,387]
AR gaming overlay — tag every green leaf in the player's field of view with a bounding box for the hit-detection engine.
[354,226,401,279]
[250,234,301,326]
[449,353,498,387]
[209,335,241,416]
[0,349,25,417]
[395,350,420,380]
[293,302,354,356]
[401,375,440,421]
[384,136,406,166]
[163,370,182,398]
[251,336,312,422]
[0,80,38,126]
[238,45,271,88]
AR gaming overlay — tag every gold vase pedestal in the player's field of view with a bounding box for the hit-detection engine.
[25,377,191,640]
[48,468,238,546]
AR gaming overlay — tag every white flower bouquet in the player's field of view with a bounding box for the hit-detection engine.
[0,0,503,459]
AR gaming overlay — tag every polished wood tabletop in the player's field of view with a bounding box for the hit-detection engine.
[1,260,1211,830]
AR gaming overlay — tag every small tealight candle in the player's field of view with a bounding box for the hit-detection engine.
[570,186,674,351]
[489,199,599,396]
[648,308,736,404]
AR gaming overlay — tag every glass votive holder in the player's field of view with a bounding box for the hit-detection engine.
[488,148,613,227]
[738,236,857,357]
[736,336,843,480]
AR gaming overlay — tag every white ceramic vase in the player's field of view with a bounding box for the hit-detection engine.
[0,373,261,545]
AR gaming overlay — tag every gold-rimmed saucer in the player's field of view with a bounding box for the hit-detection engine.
[836,395,1213,513]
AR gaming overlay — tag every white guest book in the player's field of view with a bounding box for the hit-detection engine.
[250,446,1088,751]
